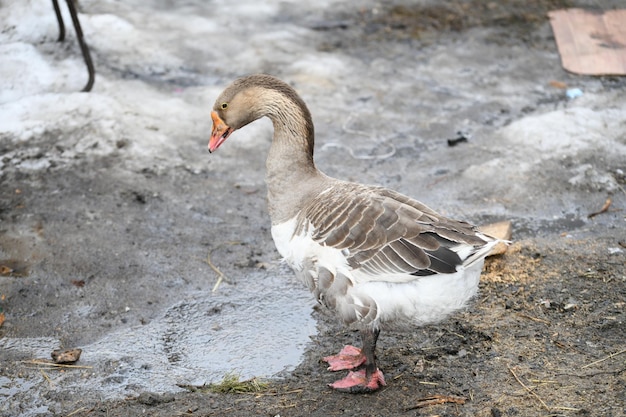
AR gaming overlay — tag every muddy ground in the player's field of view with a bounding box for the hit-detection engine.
[1,0,625,416]
[79,238,626,416]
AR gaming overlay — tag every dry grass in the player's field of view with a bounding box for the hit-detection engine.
[482,240,555,284]
[179,373,269,394]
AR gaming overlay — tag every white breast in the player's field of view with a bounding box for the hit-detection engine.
[271,216,350,275]
[271,215,483,329]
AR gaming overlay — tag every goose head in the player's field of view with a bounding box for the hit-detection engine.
[209,77,259,152]
[208,74,314,153]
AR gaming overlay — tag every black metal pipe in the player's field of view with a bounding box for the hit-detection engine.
[51,0,96,92]
[51,0,65,41]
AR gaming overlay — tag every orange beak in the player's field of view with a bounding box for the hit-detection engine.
[208,111,233,153]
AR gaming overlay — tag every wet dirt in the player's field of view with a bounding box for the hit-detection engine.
[1,0,625,416]
[22,238,624,416]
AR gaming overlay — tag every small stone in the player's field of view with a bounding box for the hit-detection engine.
[51,348,82,364]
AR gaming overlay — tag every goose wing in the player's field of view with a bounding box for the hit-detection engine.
[297,183,495,281]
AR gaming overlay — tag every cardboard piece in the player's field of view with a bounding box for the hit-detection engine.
[548,8,626,75]
[479,221,512,257]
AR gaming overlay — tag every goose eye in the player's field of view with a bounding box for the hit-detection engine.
[221,103,228,109]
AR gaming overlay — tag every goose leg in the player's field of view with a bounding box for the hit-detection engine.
[327,328,386,393]
[322,345,366,371]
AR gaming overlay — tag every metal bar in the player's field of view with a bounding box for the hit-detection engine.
[63,0,96,92]
[51,0,65,41]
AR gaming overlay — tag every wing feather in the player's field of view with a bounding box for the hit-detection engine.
[298,182,495,281]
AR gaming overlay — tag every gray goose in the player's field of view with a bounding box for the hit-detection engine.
[208,74,500,393]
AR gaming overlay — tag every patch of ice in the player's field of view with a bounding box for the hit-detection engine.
[0,272,316,400]
[82,13,183,70]
[501,104,626,158]
[0,0,58,44]
[568,164,619,192]
[290,54,349,86]
[0,43,58,103]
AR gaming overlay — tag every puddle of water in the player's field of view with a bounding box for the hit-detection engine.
[0,270,316,407]
[1,388,50,417]
[0,334,63,415]
[0,367,51,417]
